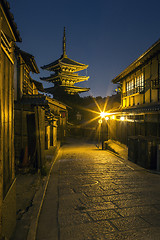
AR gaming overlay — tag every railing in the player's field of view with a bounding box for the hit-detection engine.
[122,78,160,98]
[123,86,144,97]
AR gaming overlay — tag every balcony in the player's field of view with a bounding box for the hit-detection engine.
[123,86,144,98]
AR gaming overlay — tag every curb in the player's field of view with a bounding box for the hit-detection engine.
[27,148,62,240]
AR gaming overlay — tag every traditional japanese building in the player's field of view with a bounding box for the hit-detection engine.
[108,39,160,170]
[0,0,21,238]
[14,47,68,172]
[41,28,90,99]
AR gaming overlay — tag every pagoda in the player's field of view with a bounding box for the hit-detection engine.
[40,28,90,99]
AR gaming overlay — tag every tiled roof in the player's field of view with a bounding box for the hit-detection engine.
[31,79,44,92]
[41,56,88,70]
[20,94,68,110]
[21,95,48,106]
[61,57,87,66]
[122,102,160,113]
[45,85,90,94]
[40,72,89,83]
[1,0,21,42]
[112,38,160,83]
[17,48,39,73]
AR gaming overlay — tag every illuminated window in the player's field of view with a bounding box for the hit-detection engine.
[135,76,139,88]
[126,79,134,93]
[135,73,144,88]
[126,73,144,96]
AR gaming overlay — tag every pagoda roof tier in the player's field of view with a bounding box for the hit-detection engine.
[62,85,90,93]
[61,85,90,94]
[45,85,90,95]
[41,56,88,73]
[40,72,89,83]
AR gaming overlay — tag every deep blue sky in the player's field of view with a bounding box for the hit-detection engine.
[9,0,160,97]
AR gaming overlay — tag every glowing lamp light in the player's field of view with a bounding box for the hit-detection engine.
[105,116,109,121]
[98,119,102,124]
[111,115,115,120]
[120,116,125,121]
[100,111,107,118]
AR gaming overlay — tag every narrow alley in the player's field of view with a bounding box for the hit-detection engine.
[36,140,160,240]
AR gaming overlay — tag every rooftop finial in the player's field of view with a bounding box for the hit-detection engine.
[63,27,67,57]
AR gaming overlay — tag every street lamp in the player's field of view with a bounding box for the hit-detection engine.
[98,119,102,124]
[100,111,107,118]
[97,119,102,149]
[99,112,109,150]
[105,116,109,121]
[120,116,125,121]
[111,115,115,120]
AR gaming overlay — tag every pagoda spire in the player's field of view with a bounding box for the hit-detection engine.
[62,27,67,57]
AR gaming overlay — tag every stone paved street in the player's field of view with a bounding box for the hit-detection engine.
[36,140,160,240]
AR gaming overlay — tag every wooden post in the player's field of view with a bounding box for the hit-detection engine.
[34,106,45,171]
[10,41,15,180]
[0,16,3,240]
[35,106,41,170]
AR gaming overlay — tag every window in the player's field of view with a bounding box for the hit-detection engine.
[139,74,144,87]
[135,76,139,88]
[126,79,134,91]
[126,73,144,96]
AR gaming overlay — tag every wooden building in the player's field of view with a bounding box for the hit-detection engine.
[109,39,160,169]
[14,48,67,170]
[14,47,41,100]
[0,0,21,238]
[14,47,43,169]
[41,28,90,100]
[14,48,68,171]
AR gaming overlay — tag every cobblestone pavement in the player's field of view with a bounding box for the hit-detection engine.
[36,141,160,240]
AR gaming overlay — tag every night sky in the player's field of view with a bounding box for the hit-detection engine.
[9,0,160,97]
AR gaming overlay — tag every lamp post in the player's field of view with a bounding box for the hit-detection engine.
[98,119,102,149]
[105,116,109,143]
[99,112,109,150]
[101,119,105,150]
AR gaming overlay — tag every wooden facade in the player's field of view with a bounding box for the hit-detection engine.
[110,39,160,143]
[108,40,160,169]
[14,48,68,171]
[0,0,21,238]
[0,1,68,238]
[14,47,40,100]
